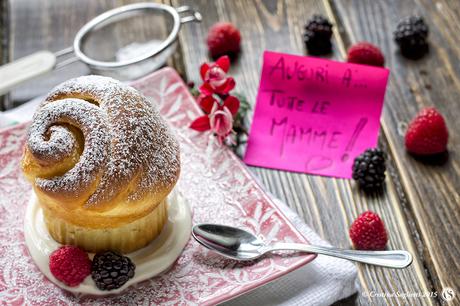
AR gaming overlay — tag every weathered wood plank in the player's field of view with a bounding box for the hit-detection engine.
[331,0,460,301]
[0,0,9,110]
[171,0,436,304]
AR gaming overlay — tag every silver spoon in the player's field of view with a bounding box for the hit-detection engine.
[192,224,413,269]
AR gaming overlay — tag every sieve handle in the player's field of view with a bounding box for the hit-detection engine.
[176,6,202,24]
[0,51,56,96]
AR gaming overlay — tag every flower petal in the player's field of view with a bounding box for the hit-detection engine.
[200,63,210,81]
[190,115,211,131]
[219,77,236,94]
[220,107,234,134]
[213,78,235,95]
[214,116,222,134]
[216,56,230,72]
[198,95,217,114]
[222,106,234,118]
[199,82,215,95]
[210,107,233,137]
[216,135,224,145]
[223,96,240,116]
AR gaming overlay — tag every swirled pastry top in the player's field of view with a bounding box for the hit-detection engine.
[22,75,180,217]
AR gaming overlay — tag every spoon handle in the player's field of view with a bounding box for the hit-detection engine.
[269,243,413,268]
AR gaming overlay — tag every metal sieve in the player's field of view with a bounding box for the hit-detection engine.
[0,3,202,95]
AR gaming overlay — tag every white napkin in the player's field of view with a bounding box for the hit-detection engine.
[223,197,358,306]
[1,98,358,306]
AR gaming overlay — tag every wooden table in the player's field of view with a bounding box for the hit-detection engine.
[1,1,459,305]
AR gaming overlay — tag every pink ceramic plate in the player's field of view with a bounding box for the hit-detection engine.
[0,68,316,305]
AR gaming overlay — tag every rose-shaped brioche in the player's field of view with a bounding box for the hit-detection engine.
[21,75,180,253]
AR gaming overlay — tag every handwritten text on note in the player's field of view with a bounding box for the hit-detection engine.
[244,51,389,178]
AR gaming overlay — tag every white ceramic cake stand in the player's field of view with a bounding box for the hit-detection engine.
[24,189,192,296]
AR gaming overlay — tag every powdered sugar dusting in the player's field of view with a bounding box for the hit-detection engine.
[29,99,109,196]
[26,75,180,207]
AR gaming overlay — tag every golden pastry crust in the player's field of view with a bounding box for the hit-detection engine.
[43,199,168,253]
[21,75,180,231]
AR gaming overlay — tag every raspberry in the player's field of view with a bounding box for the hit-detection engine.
[349,211,388,250]
[347,42,385,67]
[207,22,241,59]
[352,148,386,191]
[394,16,429,59]
[303,15,333,55]
[405,107,448,155]
[49,246,91,287]
[91,251,135,291]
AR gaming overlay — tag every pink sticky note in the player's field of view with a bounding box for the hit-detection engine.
[244,51,389,178]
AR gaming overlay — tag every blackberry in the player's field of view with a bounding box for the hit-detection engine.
[91,251,135,290]
[394,16,429,59]
[303,15,333,55]
[352,148,386,191]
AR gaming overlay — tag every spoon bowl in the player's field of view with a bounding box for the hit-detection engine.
[192,224,413,268]
[192,224,266,260]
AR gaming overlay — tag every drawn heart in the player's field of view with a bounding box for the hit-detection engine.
[305,156,333,171]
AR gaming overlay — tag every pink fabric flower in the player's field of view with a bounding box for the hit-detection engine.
[190,95,240,144]
[199,56,235,95]
[190,56,240,145]
[209,103,233,144]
